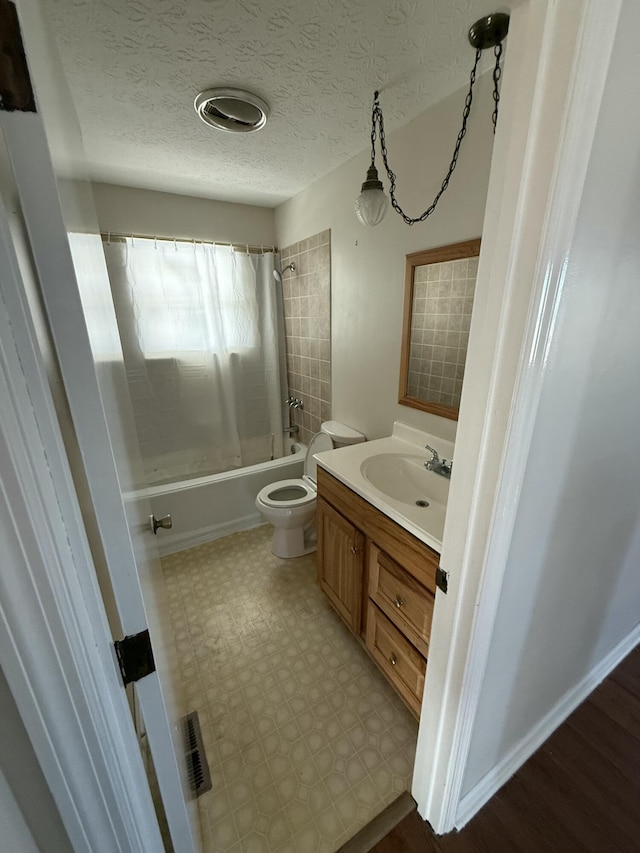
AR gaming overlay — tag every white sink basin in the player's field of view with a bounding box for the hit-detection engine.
[314,423,454,551]
[360,453,448,508]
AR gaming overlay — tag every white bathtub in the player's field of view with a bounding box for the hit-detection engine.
[147,443,305,556]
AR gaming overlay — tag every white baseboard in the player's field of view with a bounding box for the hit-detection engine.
[156,514,265,556]
[455,622,640,829]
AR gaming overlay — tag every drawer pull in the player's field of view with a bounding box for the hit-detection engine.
[351,546,358,554]
[390,653,397,666]
[394,595,404,608]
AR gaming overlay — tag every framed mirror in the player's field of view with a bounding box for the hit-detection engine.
[399,238,481,420]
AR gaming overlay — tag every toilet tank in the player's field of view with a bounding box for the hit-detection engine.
[320,420,366,447]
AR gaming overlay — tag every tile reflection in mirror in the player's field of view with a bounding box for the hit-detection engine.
[399,239,480,421]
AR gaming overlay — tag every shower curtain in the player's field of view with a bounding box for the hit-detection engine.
[101,236,286,484]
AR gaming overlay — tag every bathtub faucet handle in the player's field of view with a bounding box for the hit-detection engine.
[285,396,304,410]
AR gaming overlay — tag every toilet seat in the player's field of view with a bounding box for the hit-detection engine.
[257,477,316,508]
[256,431,334,509]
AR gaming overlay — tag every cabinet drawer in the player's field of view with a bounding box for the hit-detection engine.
[366,601,426,719]
[368,544,434,657]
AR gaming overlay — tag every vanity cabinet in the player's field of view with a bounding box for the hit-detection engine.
[316,467,439,718]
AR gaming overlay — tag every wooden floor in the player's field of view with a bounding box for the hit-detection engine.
[370,647,640,852]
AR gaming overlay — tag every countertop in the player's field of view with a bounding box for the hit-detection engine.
[314,422,453,554]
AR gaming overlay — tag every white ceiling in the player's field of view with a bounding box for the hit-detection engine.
[44,0,500,207]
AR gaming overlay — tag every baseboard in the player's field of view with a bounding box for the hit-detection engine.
[156,514,264,556]
[336,792,416,853]
[455,622,640,829]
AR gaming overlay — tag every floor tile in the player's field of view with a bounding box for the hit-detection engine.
[161,525,418,851]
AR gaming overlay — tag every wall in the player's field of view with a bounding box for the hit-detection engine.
[90,181,276,246]
[462,0,640,795]
[274,73,495,444]
[281,229,332,444]
[86,74,495,450]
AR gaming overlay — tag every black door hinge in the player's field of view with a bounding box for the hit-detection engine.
[436,566,449,594]
[114,629,156,687]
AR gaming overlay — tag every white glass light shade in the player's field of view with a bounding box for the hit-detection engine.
[355,187,388,226]
[355,164,388,227]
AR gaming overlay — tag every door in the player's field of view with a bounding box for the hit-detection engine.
[0,4,200,851]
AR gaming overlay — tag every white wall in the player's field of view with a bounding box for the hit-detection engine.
[462,0,640,794]
[90,181,276,246]
[275,73,495,443]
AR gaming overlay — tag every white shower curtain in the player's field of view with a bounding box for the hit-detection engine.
[101,237,285,484]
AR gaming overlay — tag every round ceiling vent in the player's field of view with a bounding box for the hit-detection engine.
[194,88,269,133]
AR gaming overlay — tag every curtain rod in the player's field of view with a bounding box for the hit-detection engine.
[99,231,278,254]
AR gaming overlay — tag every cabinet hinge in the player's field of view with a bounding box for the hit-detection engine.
[114,629,156,686]
[436,567,449,594]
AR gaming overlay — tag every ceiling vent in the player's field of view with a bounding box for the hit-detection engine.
[194,88,269,133]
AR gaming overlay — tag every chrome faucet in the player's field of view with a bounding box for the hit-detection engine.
[285,396,304,411]
[424,444,453,478]
[284,424,299,435]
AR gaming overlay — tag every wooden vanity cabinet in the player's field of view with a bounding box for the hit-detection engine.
[316,467,439,718]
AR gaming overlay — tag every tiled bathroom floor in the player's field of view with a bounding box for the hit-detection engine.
[161,525,418,853]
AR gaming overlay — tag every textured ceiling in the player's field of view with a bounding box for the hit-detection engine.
[44,0,500,207]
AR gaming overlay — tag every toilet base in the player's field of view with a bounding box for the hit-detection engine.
[271,524,317,559]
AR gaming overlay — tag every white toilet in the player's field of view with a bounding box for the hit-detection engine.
[256,420,365,558]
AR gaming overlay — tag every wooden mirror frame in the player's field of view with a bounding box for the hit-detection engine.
[398,238,481,421]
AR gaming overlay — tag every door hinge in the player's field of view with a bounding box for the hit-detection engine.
[114,629,156,686]
[436,566,449,594]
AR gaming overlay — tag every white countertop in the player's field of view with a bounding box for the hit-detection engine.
[314,421,453,554]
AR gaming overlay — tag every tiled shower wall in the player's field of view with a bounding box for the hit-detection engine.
[281,230,331,446]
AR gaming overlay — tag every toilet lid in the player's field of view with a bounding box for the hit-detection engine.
[304,432,334,482]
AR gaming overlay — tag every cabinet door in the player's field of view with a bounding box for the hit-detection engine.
[317,498,365,635]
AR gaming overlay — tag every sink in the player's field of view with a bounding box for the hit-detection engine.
[360,453,448,508]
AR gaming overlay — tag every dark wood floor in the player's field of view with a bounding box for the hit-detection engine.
[371,646,640,852]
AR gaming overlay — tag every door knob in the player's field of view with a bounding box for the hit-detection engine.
[150,513,172,534]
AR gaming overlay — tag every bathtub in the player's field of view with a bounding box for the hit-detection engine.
[147,443,305,556]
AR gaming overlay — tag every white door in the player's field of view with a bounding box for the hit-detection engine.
[0,4,200,852]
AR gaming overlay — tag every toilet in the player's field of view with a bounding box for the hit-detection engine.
[256,420,365,558]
